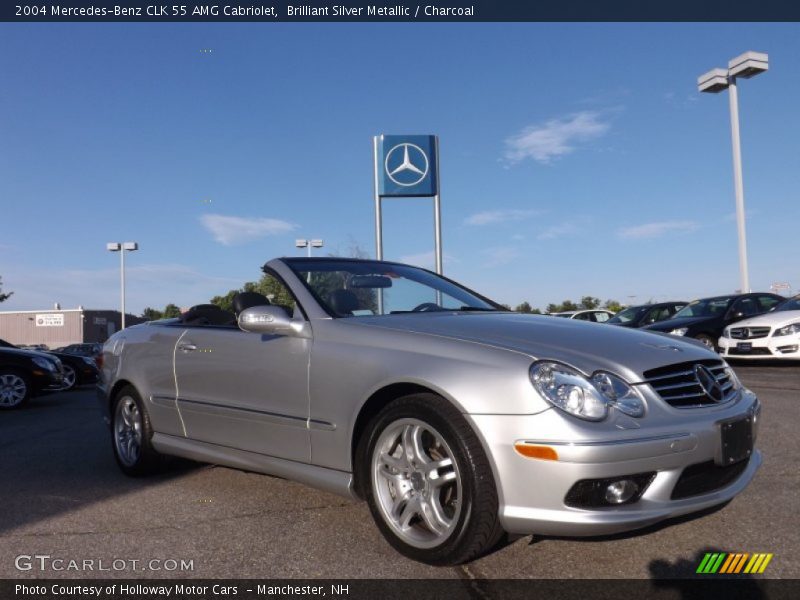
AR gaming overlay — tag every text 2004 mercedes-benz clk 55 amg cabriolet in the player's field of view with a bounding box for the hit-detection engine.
[98,258,761,565]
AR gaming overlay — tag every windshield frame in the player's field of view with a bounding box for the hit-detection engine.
[281,257,505,318]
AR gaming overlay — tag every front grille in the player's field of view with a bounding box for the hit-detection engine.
[730,326,770,339]
[671,459,749,500]
[643,359,737,408]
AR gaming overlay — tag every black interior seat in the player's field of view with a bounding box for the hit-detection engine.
[328,289,359,316]
[232,291,271,317]
[180,304,235,326]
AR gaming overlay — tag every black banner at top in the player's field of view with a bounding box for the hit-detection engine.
[4,0,800,22]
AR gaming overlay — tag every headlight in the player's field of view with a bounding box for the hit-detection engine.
[32,356,57,371]
[530,362,608,421]
[670,327,689,336]
[591,372,645,417]
[723,363,743,391]
[721,328,731,339]
[773,322,800,337]
[81,356,96,366]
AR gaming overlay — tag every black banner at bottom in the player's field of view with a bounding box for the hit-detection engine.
[4,579,800,600]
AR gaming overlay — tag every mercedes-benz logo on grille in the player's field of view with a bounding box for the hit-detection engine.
[742,328,750,339]
[694,364,725,402]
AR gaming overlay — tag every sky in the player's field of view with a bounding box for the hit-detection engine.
[1,23,799,314]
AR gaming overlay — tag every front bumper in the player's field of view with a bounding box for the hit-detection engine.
[467,390,761,537]
[719,333,800,359]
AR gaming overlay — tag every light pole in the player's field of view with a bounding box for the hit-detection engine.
[295,239,324,257]
[106,242,138,329]
[698,51,768,294]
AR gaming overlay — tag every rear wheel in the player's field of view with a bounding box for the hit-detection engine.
[111,386,162,476]
[0,370,31,409]
[358,393,504,565]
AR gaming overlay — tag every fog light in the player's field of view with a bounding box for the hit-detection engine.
[564,472,655,508]
[604,479,639,504]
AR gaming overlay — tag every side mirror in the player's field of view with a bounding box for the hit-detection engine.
[237,305,311,338]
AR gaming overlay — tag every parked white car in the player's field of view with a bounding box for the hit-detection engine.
[719,294,800,360]
[549,309,615,323]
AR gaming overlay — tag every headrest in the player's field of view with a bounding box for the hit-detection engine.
[328,289,359,316]
[232,291,271,317]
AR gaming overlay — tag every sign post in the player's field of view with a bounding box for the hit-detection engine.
[373,134,441,273]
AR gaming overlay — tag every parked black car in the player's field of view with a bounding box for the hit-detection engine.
[642,293,784,350]
[0,339,99,391]
[0,345,64,409]
[607,301,688,328]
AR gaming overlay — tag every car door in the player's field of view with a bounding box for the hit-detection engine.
[174,297,312,463]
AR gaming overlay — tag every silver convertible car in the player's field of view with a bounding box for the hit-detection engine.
[98,258,761,565]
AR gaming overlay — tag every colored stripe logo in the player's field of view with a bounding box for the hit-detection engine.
[696,552,773,574]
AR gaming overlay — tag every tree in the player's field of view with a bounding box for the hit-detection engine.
[162,303,182,319]
[580,296,601,310]
[141,307,163,321]
[0,276,12,303]
[515,301,533,313]
[604,299,624,313]
[210,290,239,313]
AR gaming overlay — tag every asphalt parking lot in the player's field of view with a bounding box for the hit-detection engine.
[1,363,798,581]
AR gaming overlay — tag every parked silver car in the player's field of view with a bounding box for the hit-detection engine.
[98,258,761,565]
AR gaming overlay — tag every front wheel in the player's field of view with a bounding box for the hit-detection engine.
[695,334,717,351]
[111,386,162,476]
[0,370,31,409]
[358,393,503,565]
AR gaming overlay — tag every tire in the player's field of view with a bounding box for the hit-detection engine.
[356,393,504,565]
[61,365,77,391]
[0,369,31,410]
[111,385,162,476]
[695,334,717,352]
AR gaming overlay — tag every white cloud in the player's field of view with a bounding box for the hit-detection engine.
[464,209,543,226]
[200,214,296,245]
[617,221,700,240]
[537,222,580,240]
[504,111,611,165]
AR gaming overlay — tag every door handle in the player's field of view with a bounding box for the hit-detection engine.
[178,343,197,353]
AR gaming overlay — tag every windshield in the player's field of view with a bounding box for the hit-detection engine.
[284,259,499,317]
[775,295,800,312]
[673,296,734,319]
[608,306,648,324]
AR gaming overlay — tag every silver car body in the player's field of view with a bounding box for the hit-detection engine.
[98,258,761,537]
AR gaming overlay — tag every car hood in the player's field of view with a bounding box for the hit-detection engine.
[0,347,57,360]
[348,312,716,382]
[727,310,800,329]
[642,315,712,332]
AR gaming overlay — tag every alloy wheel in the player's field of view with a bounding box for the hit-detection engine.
[0,374,27,408]
[114,396,143,467]
[371,418,462,549]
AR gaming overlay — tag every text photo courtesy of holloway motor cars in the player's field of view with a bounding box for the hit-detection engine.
[1,5,799,599]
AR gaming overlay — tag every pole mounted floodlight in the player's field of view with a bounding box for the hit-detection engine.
[107,241,138,329]
[295,238,323,257]
[698,51,768,294]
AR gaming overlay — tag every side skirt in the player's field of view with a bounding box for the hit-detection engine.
[151,433,358,500]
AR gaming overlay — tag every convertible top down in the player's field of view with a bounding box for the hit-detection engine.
[98,257,761,565]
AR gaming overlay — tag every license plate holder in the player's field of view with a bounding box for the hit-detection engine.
[718,416,753,466]
[737,342,752,352]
